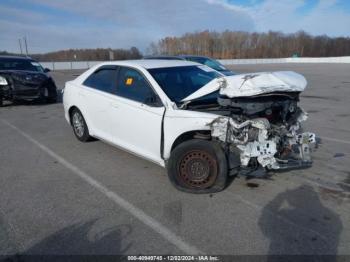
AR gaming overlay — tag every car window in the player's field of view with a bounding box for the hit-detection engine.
[116,67,156,103]
[185,57,206,64]
[203,59,227,72]
[0,59,44,72]
[185,57,226,72]
[148,65,221,103]
[83,67,117,94]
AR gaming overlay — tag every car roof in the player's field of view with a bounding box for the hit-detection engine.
[99,59,200,69]
[0,55,34,61]
[143,55,185,60]
[179,55,210,59]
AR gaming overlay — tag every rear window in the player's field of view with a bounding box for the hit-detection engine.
[148,65,220,103]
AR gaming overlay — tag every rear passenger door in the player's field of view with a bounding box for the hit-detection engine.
[81,65,118,140]
[110,66,165,164]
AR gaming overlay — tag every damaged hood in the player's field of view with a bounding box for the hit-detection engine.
[181,71,307,102]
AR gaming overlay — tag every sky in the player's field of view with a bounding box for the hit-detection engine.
[1,0,350,53]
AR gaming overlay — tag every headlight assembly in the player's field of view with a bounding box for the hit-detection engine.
[0,76,8,86]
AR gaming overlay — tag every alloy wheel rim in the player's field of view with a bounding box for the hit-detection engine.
[72,112,84,137]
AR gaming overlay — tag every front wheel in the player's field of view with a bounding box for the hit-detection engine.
[39,86,57,104]
[40,86,49,101]
[167,139,228,194]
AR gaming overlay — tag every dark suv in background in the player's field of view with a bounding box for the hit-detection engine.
[143,55,235,76]
[0,56,57,106]
[179,55,235,76]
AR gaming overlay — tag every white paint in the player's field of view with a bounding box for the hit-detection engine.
[62,60,317,169]
[183,71,306,102]
[0,119,202,255]
[181,77,223,102]
[220,71,307,98]
[63,61,223,164]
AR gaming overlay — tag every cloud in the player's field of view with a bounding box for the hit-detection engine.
[216,0,350,36]
[0,0,253,53]
[301,0,350,36]
[1,0,349,54]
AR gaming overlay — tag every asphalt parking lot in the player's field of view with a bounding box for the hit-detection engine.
[0,63,349,257]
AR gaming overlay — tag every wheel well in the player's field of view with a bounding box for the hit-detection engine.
[171,130,211,152]
[68,106,78,125]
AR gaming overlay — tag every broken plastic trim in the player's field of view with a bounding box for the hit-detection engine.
[208,109,317,171]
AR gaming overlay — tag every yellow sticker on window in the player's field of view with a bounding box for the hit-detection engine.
[126,78,133,85]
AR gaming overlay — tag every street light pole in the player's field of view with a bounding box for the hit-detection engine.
[24,36,29,56]
[18,39,23,55]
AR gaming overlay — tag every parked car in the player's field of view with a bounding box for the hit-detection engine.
[0,56,57,106]
[63,60,316,193]
[144,55,235,76]
[179,55,235,76]
[143,55,185,61]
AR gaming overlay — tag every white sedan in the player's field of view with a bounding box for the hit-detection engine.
[63,60,316,193]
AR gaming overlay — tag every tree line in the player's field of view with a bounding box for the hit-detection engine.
[0,47,142,61]
[2,30,350,60]
[148,30,350,58]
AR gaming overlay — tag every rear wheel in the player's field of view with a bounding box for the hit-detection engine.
[70,108,92,142]
[0,96,3,107]
[167,139,228,193]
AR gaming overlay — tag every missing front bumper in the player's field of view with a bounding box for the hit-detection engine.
[208,114,317,175]
[237,131,317,170]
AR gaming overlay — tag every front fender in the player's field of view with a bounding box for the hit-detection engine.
[163,109,220,159]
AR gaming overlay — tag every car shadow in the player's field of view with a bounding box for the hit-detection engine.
[258,185,342,260]
[2,219,132,261]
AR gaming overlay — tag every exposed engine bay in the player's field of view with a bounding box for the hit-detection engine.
[187,71,318,177]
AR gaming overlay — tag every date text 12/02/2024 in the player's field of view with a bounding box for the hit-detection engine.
[127,255,220,261]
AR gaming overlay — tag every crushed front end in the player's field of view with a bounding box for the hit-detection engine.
[208,92,317,177]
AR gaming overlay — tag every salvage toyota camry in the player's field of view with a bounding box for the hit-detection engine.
[63,60,317,193]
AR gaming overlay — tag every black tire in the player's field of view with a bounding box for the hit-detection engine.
[38,85,57,104]
[47,96,57,104]
[167,139,228,194]
[38,86,49,104]
[70,108,92,142]
[47,87,58,104]
[0,96,3,107]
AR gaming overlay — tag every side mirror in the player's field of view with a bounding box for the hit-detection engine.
[44,68,51,73]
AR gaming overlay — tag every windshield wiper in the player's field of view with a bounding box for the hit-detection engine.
[179,100,192,109]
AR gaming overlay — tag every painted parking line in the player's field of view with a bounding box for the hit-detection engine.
[0,119,202,255]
